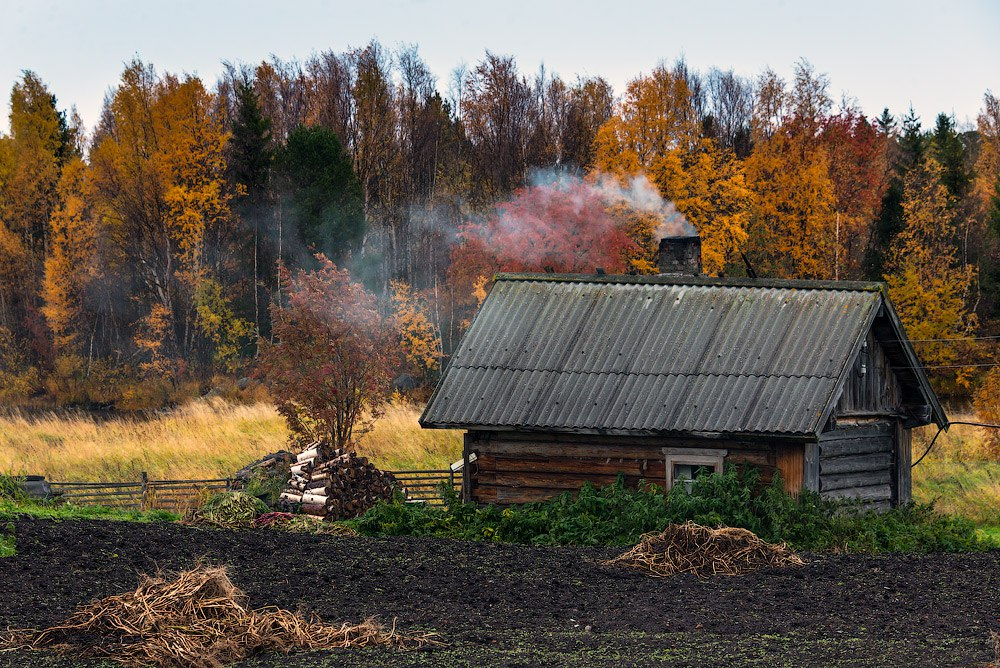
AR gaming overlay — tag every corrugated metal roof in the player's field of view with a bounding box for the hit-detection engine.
[422,274,886,436]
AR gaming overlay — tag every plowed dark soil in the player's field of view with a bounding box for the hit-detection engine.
[0,518,997,667]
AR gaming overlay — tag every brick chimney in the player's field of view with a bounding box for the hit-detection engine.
[658,235,702,276]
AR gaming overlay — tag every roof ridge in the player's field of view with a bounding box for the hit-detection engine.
[495,272,886,292]
[445,366,838,380]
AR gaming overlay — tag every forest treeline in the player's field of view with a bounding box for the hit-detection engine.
[1,41,999,410]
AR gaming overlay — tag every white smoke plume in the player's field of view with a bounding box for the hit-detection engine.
[529,169,695,238]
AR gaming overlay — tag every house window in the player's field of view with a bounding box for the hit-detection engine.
[662,448,728,491]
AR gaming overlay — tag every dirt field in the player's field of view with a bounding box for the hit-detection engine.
[1,519,997,667]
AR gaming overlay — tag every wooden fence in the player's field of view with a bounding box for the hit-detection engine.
[48,469,458,511]
[49,474,230,513]
[391,469,459,506]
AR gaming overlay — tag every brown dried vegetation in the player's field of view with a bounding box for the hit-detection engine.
[605,521,805,578]
[0,565,437,668]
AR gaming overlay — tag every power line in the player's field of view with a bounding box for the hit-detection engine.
[912,420,1000,468]
[908,334,1000,343]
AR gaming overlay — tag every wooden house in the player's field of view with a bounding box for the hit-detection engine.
[420,237,946,508]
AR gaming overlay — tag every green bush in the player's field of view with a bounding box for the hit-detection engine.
[0,475,29,502]
[0,521,14,557]
[354,467,991,553]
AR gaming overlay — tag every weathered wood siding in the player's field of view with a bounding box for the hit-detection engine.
[464,431,807,504]
[836,331,903,416]
[818,420,896,508]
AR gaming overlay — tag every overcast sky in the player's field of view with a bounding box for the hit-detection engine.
[2,0,998,135]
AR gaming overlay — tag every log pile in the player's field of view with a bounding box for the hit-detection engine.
[278,443,400,520]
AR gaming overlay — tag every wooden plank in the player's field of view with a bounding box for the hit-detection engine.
[819,453,893,475]
[821,484,892,502]
[819,436,893,458]
[474,485,567,505]
[476,453,665,477]
[896,423,912,506]
[477,471,653,490]
[774,445,804,494]
[821,422,894,440]
[725,450,774,467]
[482,439,664,460]
[820,470,892,492]
[803,442,819,493]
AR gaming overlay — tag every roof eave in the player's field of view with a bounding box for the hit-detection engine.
[419,422,817,443]
[879,295,949,429]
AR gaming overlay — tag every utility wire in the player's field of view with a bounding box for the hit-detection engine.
[912,420,1000,468]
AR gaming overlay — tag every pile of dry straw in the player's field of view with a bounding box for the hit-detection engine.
[605,521,805,577]
[0,565,436,668]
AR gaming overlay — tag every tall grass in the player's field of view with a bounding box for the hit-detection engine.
[912,415,1000,527]
[0,398,461,482]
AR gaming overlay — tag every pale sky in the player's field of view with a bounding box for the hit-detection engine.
[1,0,998,136]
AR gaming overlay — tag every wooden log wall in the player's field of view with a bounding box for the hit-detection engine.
[465,431,805,505]
[836,330,903,416]
[818,420,896,508]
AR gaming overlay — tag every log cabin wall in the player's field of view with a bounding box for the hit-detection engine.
[836,331,903,416]
[817,419,896,508]
[463,431,808,505]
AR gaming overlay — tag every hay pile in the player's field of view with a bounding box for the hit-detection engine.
[0,566,436,668]
[605,521,805,578]
[253,511,359,536]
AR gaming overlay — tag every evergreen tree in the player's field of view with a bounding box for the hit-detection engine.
[227,73,274,336]
[278,125,365,262]
[929,113,970,199]
[875,108,896,135]
[899,107,924,170]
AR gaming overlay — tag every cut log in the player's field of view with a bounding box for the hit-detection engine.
[300,503,326,515]
[301,492,329,505]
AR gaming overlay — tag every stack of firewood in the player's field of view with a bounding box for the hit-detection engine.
[277,442,400,520]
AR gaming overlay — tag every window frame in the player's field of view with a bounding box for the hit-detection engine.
[661,447,728,490]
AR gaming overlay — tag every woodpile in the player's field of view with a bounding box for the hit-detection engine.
[278,443,400,520]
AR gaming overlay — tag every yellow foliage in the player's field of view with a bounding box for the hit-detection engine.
[744,129,836,279]
[593,66,750,276]
[973,369,1000,455]
[885,158,977,391]
[390,280,441,379]
[42,157,100,352]
[134,303,179,379]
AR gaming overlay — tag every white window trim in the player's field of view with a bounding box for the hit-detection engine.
[662,447,728,489]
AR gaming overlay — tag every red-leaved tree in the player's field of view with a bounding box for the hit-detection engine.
[255,257,396,448]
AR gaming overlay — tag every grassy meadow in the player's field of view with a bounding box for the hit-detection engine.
[0,398,462,482]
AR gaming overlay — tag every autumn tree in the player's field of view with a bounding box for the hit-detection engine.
[390,280,441,384]
[594,62,750,275]
[743,61,837,279]
[0,72,75,356]
[255,257,396,447]
[462,52,538,201]
[86,60,236,380]
[885,157,977,392]
[822,108,889,278]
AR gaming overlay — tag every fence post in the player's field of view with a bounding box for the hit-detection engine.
[140,471,149,510]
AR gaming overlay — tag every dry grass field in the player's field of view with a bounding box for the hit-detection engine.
[0,399,462,482]
[911,416,1000,527]
[0,400,996,531]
